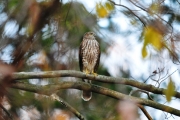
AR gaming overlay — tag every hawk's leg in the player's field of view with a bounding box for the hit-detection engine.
[83,69,90,75]
[92,71,98,76]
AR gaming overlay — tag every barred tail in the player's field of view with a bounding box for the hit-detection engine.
[82,91,92,101]
[82,79,92,101]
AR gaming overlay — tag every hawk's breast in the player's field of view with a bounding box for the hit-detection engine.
[82,39,99,72]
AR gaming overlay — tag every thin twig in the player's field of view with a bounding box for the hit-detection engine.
[0,104,13,120]
[137,104,153,120]
[176,0,180,4]
[108,0,146,26]
[129,89,154,101]
[64,1,72,24]
[129,0,174,43]
[159,69,178,86]
[129,0,147,11]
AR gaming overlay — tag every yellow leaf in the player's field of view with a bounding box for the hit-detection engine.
[96,3,108,18]
[143,26,163,50]
[142,46,148,58]
[149,3,160,15]
[164,79,175,102]
[105,2,114,11]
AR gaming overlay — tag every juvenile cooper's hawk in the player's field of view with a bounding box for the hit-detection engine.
[79,32,100,101]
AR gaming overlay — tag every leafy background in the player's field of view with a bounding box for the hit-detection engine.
[0,0,180,120]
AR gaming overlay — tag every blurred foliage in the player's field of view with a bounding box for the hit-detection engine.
[143,26,163,51]
[142,26,164,58]
[0,0,115,119]
[148,2,161,15]
[96,1,114,18]
[164,78,175,102]
[0,0,180,119]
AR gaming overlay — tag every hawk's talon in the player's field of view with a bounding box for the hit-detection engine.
[92,72,98,76]
[83,69,90,75]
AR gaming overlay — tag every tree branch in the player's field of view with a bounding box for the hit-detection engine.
[108,0,146,26]
[11,81,180,117]
[0,103,13,120]
[11,70,180,99]
[130,89,154,101]
[50,94,85,120]
[137,104,153,120]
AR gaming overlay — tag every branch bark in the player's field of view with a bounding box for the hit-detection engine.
[0,103,13,120]
[50,94,85,120]
[11,70,180,99]
[137,104,152,120]
[11,81,180,117]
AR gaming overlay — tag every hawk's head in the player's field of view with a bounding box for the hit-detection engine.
[83,32,96,39]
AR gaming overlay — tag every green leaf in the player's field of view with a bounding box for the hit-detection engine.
[41,36,54,52]
[164,79,175,102]
[8,0,19,10]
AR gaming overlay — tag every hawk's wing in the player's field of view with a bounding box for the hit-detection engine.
[94,44,100,73]
[79,42,83,72]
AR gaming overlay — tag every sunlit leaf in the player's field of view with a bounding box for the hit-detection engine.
[105,2,114,11]
[164,79,175,102]
[143,26,163,50]
[149,3,160,15]
[96,2,114,18]
[96,3,108,18]
[142,46,148,58]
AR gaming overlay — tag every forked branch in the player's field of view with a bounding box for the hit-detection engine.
[11,70,180,99]
[11,81,180,116]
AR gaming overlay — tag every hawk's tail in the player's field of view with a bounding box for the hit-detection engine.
[82,91,92,101]
[82,79,92,101]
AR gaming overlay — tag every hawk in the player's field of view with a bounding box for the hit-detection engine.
[79,32,100,101]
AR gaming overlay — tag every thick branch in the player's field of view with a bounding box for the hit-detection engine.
[11,81,180,117]
[11,70,180,99]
